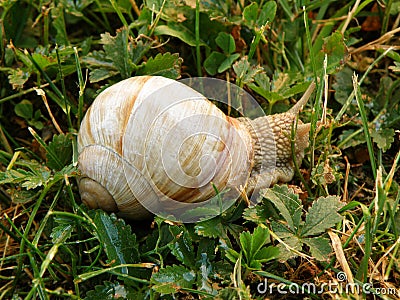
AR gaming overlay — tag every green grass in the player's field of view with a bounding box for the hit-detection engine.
[0,0,399,299]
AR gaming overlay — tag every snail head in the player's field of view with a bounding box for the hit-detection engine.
[244,81,315,191]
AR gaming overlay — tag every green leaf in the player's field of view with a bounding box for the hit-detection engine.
[50,224,73,244]
[46,133,73,170]
[8,69,30,89]
[197,252,214,293]
[0,160,52,191]
[301,196,344,237]
[225,248,240,264]
[389,61,400,73]
[243,205,269,224]
[130,40,152,65]
[236,226,278,270]
[168,226,195,268]
[261,185,302,233]
[154,24,206,47]
[233,57,263,86]
[136,52,181,78]
[257,1,277,26]
[151,265,196,294]
[203,52,226,75]
[52,4,69,45]
[89,68,118,83]
[101,28,132,79]
[195,216,228,240]
[84,281,126,300]
[371,128,395,152]
[303,237,332,261]
[332,67,354,104]
[14,99,33,119]
[243,2,258,27]
[275,232,302,261]
[215,32,236,54]
[270,220,296,238]
[239,226,270,261]
[94,211,140,274]
[217,53,240,73]
[314,31,349,75]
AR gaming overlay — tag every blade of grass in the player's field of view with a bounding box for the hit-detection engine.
[355,203,372,282]
[76,263,154,283]
[55,44,72,130]
[93,0,111,31]
[303,6,317,82]
[13,183,54,296]
[26,250,49,300]
[109,0,130,32]
[25,50,64,100]
[352,73,377,180]
[382,0,393,35]
[248,26,265,61]
[195,0,202,77]
[74,47,86,128]
[32,186,63,247]
[3,214,46,259]
[28,127,63,170]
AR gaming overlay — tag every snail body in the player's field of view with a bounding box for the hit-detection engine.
[78,76,314,220]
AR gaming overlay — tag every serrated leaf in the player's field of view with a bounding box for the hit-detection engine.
[225,248,240,264]
[50,224,73,244]
[261,185,302,233]
[89,68,118,83]
[233,58,263,86]
[301,196,344,237]
[0,160,52,191]
[239,226,270,261]
[237,226,278,270]
[303,237,332,261]
[136,52,181,78]
[151,265,195,294]
[8,69,30,89]
[270,220,296,238]
[197,252,214,293]
[94,211,139,274]
[338,129,365,149]
[179,191,235,221]
[276,233,302,261]
[101,29,132,79]
[314,31,349,75]
[46,133,73,170]
[84,281,126,300]
[168,226,195,268]
[371,128,395,152]
[130,40,152,65]
[195,216,228,239]
[243,205,268,224]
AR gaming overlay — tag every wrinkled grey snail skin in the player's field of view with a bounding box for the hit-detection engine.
[77,76,315,220]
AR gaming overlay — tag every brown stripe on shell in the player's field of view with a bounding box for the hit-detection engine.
[118,76,151,154]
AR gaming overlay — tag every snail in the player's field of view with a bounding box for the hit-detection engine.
[77,76,315,221]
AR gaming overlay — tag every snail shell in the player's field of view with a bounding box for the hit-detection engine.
[77,76,314,220]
